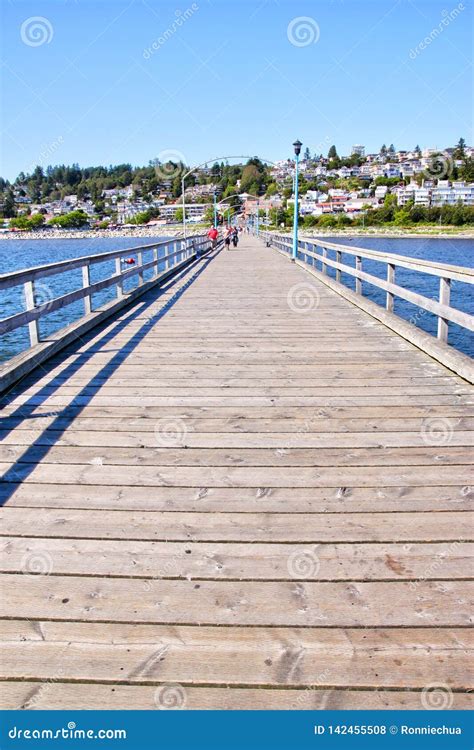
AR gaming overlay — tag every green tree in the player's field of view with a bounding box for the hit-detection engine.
[454,137,466,159]
[3,189,16,218]
[327,145,337,159]
[48,210,89,228]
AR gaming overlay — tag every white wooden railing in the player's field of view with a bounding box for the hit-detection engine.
[0,234,212,350]
[264,232,474,347]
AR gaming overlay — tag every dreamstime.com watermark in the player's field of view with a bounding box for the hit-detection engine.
[7,722,126,741]
[287,16,320,47]
[287,282,321,313]
[409,3,465,59]
[20,16,54,46]
[143,5,199,59]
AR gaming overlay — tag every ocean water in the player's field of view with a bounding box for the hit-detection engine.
[0,235,473,362]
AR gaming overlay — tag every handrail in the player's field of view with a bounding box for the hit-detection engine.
[263,231,474,347]
[0,234,190,290]
[0,233,212,352]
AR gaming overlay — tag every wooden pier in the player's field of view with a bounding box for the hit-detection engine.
[0,234,473,709]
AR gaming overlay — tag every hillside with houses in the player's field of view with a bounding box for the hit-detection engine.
[1,140,473,232]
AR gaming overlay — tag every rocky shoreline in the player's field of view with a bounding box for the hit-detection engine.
[1,226,473,241]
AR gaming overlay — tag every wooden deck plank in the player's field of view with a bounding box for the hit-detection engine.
[2,428,473,448]
[1,462,470,486]
[0,624,471,689]
[1,537,471,580]
[1,575,471,626]
[1,508,472,542]
[2,483,471,513]
[2,683,471,711]
[1,444,473,467]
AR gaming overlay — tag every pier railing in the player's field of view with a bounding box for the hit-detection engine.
[0,233,213,389]
[264,232,474,343]
[263,231,474,380]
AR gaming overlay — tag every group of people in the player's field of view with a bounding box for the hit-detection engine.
[207,225,242,250]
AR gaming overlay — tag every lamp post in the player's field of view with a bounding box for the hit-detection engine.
[256,200,260,237]
[181,174,187,239]
[292,139,302,261]
[213,192,217,229]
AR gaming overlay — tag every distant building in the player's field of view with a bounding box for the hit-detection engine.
[431,181,474,206]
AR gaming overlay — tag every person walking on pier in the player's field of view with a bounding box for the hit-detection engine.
[232,227,239,248]
[207,225,218,250]
[224,225,232,249]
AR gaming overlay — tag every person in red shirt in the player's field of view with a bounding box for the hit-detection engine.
[207,226,218,250]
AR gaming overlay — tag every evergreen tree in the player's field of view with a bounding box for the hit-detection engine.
[3,189,16,218]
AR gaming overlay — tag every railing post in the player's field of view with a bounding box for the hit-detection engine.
[437,276,451,343]
[322,247,327,275]
[386,263,395,313]
[153,247,159,278]
[82,263,91,315]
[23,280,39,346]
[137,252,144,286]
[355,256,362,295]
[115,258,123,298]
[336,251,341,282]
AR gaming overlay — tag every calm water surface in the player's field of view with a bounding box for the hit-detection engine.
[0,235,473,362]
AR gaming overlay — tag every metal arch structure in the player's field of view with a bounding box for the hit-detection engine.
[216,193,261,235]
[181,155,277,237]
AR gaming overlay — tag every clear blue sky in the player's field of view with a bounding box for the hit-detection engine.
[1,0,472,179]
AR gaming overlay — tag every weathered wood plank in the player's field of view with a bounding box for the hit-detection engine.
[0,575,471,625]
[2,683,471,710]
[2,429,473,449]
[1,508,470,542]
[0,462,470,487]
[0,624,471,690]
[2,483,471,513]
[5,394,471,407]
[2,537,470,580]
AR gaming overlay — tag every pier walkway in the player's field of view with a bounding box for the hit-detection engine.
[0,234,472,709]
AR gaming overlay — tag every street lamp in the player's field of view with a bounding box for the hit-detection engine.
[213,192,217,229]
[256,199,260,237]
[292,139,302,261]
